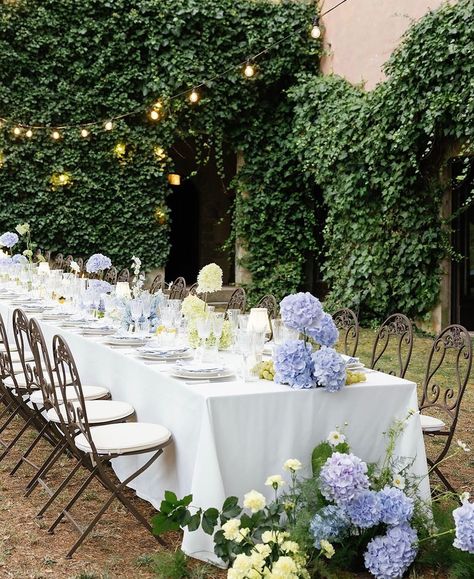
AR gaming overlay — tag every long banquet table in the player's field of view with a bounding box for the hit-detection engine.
[0,299,430,564]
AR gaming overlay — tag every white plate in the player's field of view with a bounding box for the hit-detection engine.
[81,327,115,336]
[171,368,234,380]
[347,363,366,371]
[138,350,193,361]
[105,336,147,347]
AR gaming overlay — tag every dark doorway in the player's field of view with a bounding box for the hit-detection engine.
[166,180,200,282]
[451,157,474,329]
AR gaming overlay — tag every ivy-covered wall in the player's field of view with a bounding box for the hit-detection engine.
[0,0,319,272]
[286,0,473,319]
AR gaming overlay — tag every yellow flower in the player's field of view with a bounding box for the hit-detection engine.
[320,539,335,559]
[243,490,266,513]
[196,262,223,293]
[265,474,285,489]
[222,518,241,541]
[281,541,300,554]
[283,458,302,472]
[15,223,30,236]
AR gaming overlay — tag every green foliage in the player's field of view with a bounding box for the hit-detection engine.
[0,0,319,274]
[290,0,474,319]
[148,549,189,579]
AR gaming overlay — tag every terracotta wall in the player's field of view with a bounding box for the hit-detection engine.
[320,0,449,90]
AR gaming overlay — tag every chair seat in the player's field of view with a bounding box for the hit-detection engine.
[421,414,446,432]
[10,351,34,364]
[47,400,134,425]
[3,375,37,390]
[74,422,171,455]
[30,385,109,405]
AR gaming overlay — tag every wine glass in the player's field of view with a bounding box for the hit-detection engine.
[130,298,143,333]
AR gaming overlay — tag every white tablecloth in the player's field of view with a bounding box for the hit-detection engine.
[0,300,430,564]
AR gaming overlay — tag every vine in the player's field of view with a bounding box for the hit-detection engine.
[289,0,474,319]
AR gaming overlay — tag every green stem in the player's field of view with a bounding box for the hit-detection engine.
[418,528,455,544]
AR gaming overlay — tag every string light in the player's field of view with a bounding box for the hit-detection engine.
[104,120,113,131]
[310,17,321,39]
[149,109,160,120]
[80,128,90,138]
[154,146,166,161]
[13,127,21,136]
[189,89,200,104]
[243,62,256,78]
[25,128,33,138]
[51,130,61,140]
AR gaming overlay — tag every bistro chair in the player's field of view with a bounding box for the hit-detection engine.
[333,308,360,357]
[64,255,74,269]
[48,333,171,558]
[149,272,164,294]
[225,288,247,313]
[256,294,278,320]
[27,318,134,520]
[370,313,413,378]
[104,266,118,285]
[187,282,199,297]
[117,268,130,282]
[75,257,84,273]
[419,324,472,494]
[168,276,187,300]
[52,253,65,270]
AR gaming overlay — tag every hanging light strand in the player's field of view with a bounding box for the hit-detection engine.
[0,0,350,135]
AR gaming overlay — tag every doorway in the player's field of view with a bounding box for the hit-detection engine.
[451,157,474,328]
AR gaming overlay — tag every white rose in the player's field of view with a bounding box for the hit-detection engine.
[272,556,298,575]
[243,490,266,513]
[262,530,287,544]
[265,474,285,489]
[281,541,299,554]
[222,518,241,541]
[283,458,302,472]
[320,539,335,559]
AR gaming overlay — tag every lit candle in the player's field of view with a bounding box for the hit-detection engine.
[247,308,271,334]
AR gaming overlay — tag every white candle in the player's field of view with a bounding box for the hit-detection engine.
[247,308,271,334]
[116,281,131,299]
[38,261,50,275]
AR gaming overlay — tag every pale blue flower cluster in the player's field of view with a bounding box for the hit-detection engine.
[86,253,112,273]
[345,490,381,529]
[307,313,339,347]
[319,452,370,503]
[87,279,112,295]
[453,499,474,553]
[280,292,324,333]
[274,339,315,389]
[364,524,418,579]
[309,505,350,548]
[12,254,28,265]
[312,346,347,392]
[378,486,414,526]
[0,231,19,248]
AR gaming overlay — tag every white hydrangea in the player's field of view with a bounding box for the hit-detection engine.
[196,262,223,293]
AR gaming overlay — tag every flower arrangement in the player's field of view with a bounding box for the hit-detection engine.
[86,253,112,274]
[131,255,145,298]
[196,262,223,295]
[181,293,232,349]
[274,292,344,391]
[152,418,473,579]
[0,231,19,250]
[70,260,81,274]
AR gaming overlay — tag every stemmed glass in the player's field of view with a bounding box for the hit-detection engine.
[129,298,143,334]
[195,315,212,361]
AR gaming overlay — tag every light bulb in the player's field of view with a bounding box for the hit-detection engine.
[150,110,160,120]
[13,127,21,136]
[244,63,255,78]
[311,24,321,39]
[104,120,113,131]
[189,89,199,104]
[153,100,163,110]
[80,128,89,138]
[59,174,67,184]
[25,129,33,138]
[52,130,60,140]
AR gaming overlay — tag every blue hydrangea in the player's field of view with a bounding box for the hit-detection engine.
[279,292,324,333]
[274,339,315,389]
[86,253,112,273]
[364,524,418,579]
[345,490,382,529]
[378,486,414,526]
[307,313,339,347]
[312,346,346,392]
[12,253,28,265]
[309,505,350,548]
[87,279,112,295]
[453,499,474,554]
[320,452,370,503]
[0,231,19,248]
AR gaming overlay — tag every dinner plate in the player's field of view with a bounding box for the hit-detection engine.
[138,350,193,361]
[81,327,116,336]
[170,368,234,380]
[105,336,148,347]
[346,363,366,371]
[42,312,72,321]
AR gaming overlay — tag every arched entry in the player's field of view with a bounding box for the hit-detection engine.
[166,141,236,285]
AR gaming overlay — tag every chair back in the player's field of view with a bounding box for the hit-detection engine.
[150,272,164,294]
[12,308,36,392]
[53,253,64,270]
[64,255,74,269]
[187,282,198,297]
[420,325,472,450]
[370,313,413,378]
[27,317,60,412]
[75,257,84,273]
[52,334,97,454]
[169,277,187,300]
[226,288,246,313]
[117,268,130,282]
[333,308,359,357]
[256,294,278,320]
[0,312,18,387]
[104,266,118,285]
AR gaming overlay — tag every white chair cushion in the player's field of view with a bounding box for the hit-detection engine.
[10,351,34,364]
[421,414,446,432]
[47,400,134,425]
[30,384,109,405]
[3,375,36,390]
[74,422,171,455]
